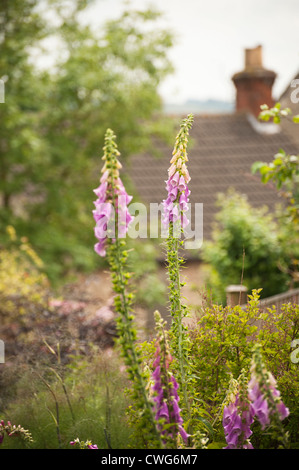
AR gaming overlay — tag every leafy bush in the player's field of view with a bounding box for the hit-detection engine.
[252,103,299,287]
[201,189,291,303]
[0,226,49,324]
[188,289,299,446]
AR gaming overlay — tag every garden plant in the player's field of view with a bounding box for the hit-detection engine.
[0,113,298,450]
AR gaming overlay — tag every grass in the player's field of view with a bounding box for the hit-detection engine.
[0,348,133,449]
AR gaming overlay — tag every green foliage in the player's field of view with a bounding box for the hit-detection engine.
[189,290,299,446]
[0,0,175,283]
[252,148,298,190]
[2,54,299,450]
[201,189,290,303]
[254,104,299,219]
[3,287,298,449]
[189,290,261,414]
[126,239,166,310]
[0,226,49,324]
[259,102,299,125]
[134,289,299,448]
[252,146,299,227]
[252,102,299,286]
[0,349,132,449]
[256,303,299,445]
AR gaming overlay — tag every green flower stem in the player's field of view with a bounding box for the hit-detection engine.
[103,129,162,447]
[167,224,190,422]
[165,115,194,426]
[108,222,162,447]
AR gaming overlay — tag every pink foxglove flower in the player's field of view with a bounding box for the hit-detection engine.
[151,312,189,446]
[162,115,193,232]
[93,129,134,257]
[248,350,289,430]
[222,372,255,449]
[223,395,254,449]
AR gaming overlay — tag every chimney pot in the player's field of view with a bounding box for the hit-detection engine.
[232,45,276,118]
[245,45,263,69]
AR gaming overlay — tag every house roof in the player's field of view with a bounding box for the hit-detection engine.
[127,111,299,246]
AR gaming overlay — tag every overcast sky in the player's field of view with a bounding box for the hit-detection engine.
[80,0,299,104]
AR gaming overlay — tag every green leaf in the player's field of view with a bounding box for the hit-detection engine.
[251,161,265,174]
[273,157,283,166]
[259,165,272,175]
[273,115,281,124]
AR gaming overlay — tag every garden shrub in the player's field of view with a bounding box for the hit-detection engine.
[256,302,299,446]
[189,290,261,414]
[0,226,49,325]
[188,289,299,446]
[201,189,291,303]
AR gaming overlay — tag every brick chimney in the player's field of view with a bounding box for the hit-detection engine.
[232,45,277,117]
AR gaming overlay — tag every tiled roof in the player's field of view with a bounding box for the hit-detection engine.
[127,111,299,247]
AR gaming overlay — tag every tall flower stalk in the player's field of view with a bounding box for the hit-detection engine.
[248,344,290,448]
[93,128,161,448]
[93,129,133,257]
[152,311,189,448]
[222,346,290,449]
[222,371,254,449]
[162,114,193,421]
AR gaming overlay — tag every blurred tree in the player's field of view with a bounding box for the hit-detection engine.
[0,0,49,214]
[252,103,299,286]
[0,1,174,281]
[253,103,299,225]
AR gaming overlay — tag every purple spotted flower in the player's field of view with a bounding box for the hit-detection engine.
[151,312,189,446]
[223,395,254,449]
[162,116,193,232]
[152,352,189,445]
[93,129,134,257]
[248,357,289,430]
[223,346,290,449]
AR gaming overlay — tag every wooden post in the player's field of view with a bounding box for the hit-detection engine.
[226,285,248,307]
